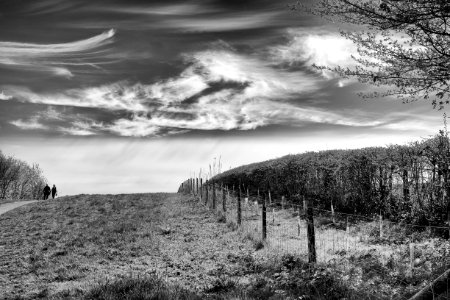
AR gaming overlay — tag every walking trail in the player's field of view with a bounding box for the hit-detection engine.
[0,200,38,216]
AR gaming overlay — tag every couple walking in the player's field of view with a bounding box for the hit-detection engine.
[43,184,57,200]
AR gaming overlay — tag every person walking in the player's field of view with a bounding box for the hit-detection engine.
[43,184,51,200]
[51,185,57,199]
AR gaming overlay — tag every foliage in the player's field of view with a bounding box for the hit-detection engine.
[208,133,450,226]
[0,150,47,201]
[296,0,450,108]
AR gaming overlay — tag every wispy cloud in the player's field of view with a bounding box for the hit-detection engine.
[4,37,420,138]
[107,3,218,16]
[162,12,280,32]
[3,42,328,136]
[0,29,116,78]
[9,106,103,136]
[10,118,49,130]
[58,120,102,136]
[10,106,63,131]
[5,82,147,111]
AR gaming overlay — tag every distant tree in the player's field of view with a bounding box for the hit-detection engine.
[296,0,450,108]
[0,151,47,200]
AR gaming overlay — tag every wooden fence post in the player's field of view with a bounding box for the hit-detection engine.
[269,190,272,205]
[346,217,349,252]
[212,182,216,210]
[237,185,242,226]
[379,211,383,238]
[306,198,317,264]
[303,196,306,216]
[262,195,267,240]
[196,178,199,197]
[205,183,209,206]
[282,196,285,209]
[222,185,226,212]
[200,178,203,202]
[331,201,336,225]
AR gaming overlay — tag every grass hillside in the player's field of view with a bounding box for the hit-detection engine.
[0,193,256,299]
[1,193,443,299]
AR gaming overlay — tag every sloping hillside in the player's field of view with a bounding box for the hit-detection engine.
[0,193,257,299]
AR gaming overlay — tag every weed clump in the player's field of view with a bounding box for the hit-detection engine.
[216,212,226,223]
[227,221,238,231]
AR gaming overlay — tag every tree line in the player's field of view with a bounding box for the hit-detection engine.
[0,150,47,200]
[202,131,450,227]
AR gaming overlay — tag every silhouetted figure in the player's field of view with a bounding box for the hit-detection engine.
[43,184,51,200]
[51,185,57,199]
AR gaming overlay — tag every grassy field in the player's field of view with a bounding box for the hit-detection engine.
[0,193,258,299]
[1,193,448,300]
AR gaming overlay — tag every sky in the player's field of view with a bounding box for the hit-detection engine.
[0,0,447,195]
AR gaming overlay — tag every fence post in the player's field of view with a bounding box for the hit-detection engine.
[269,190,272,205]
[200,178,203,202]
[205,183,209,206]
[196,178,199,197]
[306,198,316,264]
[303,196,306,216]
[331,201,336,225]
[237,185,242,226]
[282,196,285,209]
[212,182,216,210]
[346,217,349,252]
[222,185,226,212]
[379,211,383,238]
[262,195,267,240]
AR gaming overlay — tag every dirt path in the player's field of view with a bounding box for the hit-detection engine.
[0,200,38,216]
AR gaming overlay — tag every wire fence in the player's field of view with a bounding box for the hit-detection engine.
[181,182,450,300]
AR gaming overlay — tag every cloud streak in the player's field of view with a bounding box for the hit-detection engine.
[0,29,116,78]
[4,40,383,137]
[3,35,425,138]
